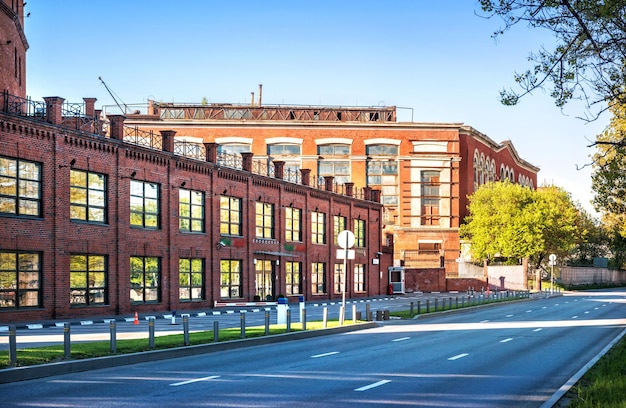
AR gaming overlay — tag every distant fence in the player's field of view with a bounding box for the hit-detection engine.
[561,267,626,286]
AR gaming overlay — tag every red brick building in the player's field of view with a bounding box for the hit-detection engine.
[0,95,385,322]
[0,0,26,99]
[120,98,538,289]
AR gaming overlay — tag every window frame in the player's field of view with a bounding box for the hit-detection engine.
[220,259,242,299]
[285,261,301,295]
[179,257,205,301]
[130,180,160,229]
[311,211,326,244]
[311,262,326,295]
[255,202,275,239]
[354,263,366,292]
[220,196,242,236]
[70,169,107,224]
[353,218,366,248]
[69,254,108,306]
[285,207,302,242]
[0,156,42,218]
[179,188,205,233]
[0,251,41,309]
[129,256,161,304]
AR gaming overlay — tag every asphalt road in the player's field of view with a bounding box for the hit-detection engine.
[0,291,496,349]
[0,289,625,407]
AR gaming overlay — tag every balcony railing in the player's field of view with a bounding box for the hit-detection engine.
[1,91,377,202]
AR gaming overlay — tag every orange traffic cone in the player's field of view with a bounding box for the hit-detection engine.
[133,311,139,325]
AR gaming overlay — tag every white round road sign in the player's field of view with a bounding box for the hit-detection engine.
[549,254,557,262]
[337,230,355,249]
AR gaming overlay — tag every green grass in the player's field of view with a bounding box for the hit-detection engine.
[0,320,350,369]
[566,335,626,407]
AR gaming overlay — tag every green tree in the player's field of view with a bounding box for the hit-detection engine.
[478,0,626,120]
[461,182,580,267]
[592,104,626,224]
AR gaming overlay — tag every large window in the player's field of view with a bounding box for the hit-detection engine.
[319,144,350,155]
[70,254,107,306]
[318,144,351,185]
[130,256,161,304]
[333,263,345,294]
[333,215,346,245]
[353,219,366,248]
[268,144,301,155]
[285,261,301,295]
[311,211,326,244]
[220,260,242,298]
[130,180,160,229]
[220,196,242,236]
[256,202,274,239]
[179,189,204,233]
[179,258,204,301]
[311,262,326,294]
[366,145,398,155]
[70,170,107,223]
[421,171,440,226]
[0,251,41,309]
[0,156,41,217]
[354,264,365,292]
[218,144,251,155]
[318,161,350,185]
[366,144,399,206]
[285,207,302,242]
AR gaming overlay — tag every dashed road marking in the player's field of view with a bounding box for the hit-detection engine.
[170,375,220,386]
[355,380,391,391]
[311,351,340,358]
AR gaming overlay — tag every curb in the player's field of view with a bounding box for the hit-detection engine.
[0,321,378,384]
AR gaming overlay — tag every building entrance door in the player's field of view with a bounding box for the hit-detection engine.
[255,260,275,300]
[388,266,405,294]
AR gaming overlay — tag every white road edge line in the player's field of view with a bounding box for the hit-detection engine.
[500,338,514,343]
[170,375,220,386]
[541,327,626,408]
[311,351,340,358]
[448,353,469,361]
[355,379,391,391]
[392,337,411,342]
[533,328,543,332]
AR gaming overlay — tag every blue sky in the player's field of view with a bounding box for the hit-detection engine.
[24,1,608,214]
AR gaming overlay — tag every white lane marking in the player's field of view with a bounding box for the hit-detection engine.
[500,338,514,343]
[584,311,590,314]
[480,320,490,323]
[311,351,340,358]
[170,375,220,386]
[542,306,547,309]
[526,310,533,313]
[533,328,543,332]
[448,353,469,361]
[355,380,391,391]
[506,314,514,318]
[572,315,579,319]
[594,307,599,310]
[392,337,410,342]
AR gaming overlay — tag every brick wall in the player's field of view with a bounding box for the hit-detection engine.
[0,112,385,322]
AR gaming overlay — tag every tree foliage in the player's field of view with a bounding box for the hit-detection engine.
[478,0,626,120]
[592,104,626,225]
[461,182,581,265]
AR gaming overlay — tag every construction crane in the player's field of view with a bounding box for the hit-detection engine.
[98,76,129,114]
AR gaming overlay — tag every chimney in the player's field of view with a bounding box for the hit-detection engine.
[258,84,263,106]
[43,97,65,125]
[250,92,255,106]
